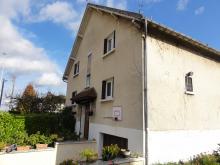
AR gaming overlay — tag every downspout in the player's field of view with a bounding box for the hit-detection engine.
[142,19,148,164]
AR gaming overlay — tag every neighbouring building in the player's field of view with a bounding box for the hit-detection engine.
[63,3,220,164]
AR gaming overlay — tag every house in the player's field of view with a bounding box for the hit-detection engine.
[63,3,220,164]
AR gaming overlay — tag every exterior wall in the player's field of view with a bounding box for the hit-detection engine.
[0,141,97,165]
[55,141,97,164]
[89,123,143,156]
[65,9,143,155]
[147,36,220,163]
[0,149,55,165]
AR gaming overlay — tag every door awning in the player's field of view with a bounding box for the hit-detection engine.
[71,87,97,104]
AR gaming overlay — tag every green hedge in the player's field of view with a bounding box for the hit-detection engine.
[0,109,76,145]
[0,112,26,145]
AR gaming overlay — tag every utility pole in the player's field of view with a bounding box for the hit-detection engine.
[0,78,6,107]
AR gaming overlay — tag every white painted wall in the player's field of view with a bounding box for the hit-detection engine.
[0,149,55,165]
[89,123,144,157]
[0,141,97,165]
[148,129,220,164]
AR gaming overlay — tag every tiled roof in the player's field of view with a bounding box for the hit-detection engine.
[88,3,143,20]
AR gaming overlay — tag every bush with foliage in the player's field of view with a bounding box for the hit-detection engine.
[0,110,76,147]
[102,144,120,161]
[29,131,52,147]
[59,159,78,165]
[0,112,26,145]
[80,148,98,162]
[154,152,220,165]
[0,141,5,151]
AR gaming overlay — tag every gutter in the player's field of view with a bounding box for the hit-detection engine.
[142,19,148,165]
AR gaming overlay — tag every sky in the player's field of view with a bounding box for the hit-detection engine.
[0,0,220,100]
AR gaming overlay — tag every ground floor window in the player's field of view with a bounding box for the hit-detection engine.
[103,133,128,150]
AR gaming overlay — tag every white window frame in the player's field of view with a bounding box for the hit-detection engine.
[105,78,113,100]
[86,73,91,88]
[107,33,114,53]
[185,72,194,95]
[103,31,115,57]
[73,61,79,77]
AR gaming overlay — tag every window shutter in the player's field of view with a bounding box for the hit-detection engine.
[113,30,116,48]
[104,39,107,54]
[112,77,114,97]
[71,91,77,104]
[102,81,106,99]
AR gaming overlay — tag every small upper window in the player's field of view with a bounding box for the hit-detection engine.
[101,78,114,100]
[73,61,79,76]
[86,74,91,87]
[104,31,115,55]
[71,91,77,104]
[185,72,193,93]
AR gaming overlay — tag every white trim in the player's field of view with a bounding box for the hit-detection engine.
[148,129,220,164]
[100,98,114,102]
[185,91,195,95]
[102,48,115,58]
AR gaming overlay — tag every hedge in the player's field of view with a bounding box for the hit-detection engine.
[0,109,76,145]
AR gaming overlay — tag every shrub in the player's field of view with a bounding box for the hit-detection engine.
[59,159,78,165]
[0,112,26,145]
[29,131,52,147]
[0,141,5,151]
[102,144,120,161]
[80,148,98,162]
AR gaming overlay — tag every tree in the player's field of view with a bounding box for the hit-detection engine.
[16,84,38,113]
[13,85,65,113]
[22,84,36,97]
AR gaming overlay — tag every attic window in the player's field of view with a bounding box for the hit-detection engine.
[104,31,115,55]
[73,61,79,77]
[185,72,194,95]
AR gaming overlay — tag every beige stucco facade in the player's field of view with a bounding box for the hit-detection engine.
[66,10,143,130]
[64,4,220,164]
[147,36,220,131]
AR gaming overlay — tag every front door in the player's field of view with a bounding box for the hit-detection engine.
[84,104,90,139]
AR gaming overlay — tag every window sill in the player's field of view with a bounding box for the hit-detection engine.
[73,73,79,78]
[102,48,115,58]
[185,91,194,95]
[100,98,114,103]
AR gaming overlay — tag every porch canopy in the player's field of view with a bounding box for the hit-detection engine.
[71,87,97,104]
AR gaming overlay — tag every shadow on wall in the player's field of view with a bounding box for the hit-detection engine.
[54,141,97,165]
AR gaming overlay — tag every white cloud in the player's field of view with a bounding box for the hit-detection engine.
[0,1,63,88]
[76,0,127,10]
[177,0,189,11]
[31,1,80,32]
[0,0,30,20]
[36,73,62,86]
[195,6,205,15]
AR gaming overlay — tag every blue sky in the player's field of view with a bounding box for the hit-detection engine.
[0,0,220,99]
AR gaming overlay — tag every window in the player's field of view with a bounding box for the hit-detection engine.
[86,74,91,87]
[86,53,92,87]
[71,91,77,104]
[185,72,193,93]
[104,31,115,55]
[73,61,79,76]
[101,78,114,100]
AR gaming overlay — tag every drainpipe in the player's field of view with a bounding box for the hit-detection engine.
[142,19,148,165]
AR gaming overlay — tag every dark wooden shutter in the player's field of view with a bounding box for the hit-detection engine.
[112,77,114,97]
[71,91,77,104]
[104,39,107,54]
[113,30,116,48]
[101,81,106,99]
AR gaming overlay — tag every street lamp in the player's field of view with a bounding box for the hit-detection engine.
[0,52,8,107]
[0,78,7,107]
